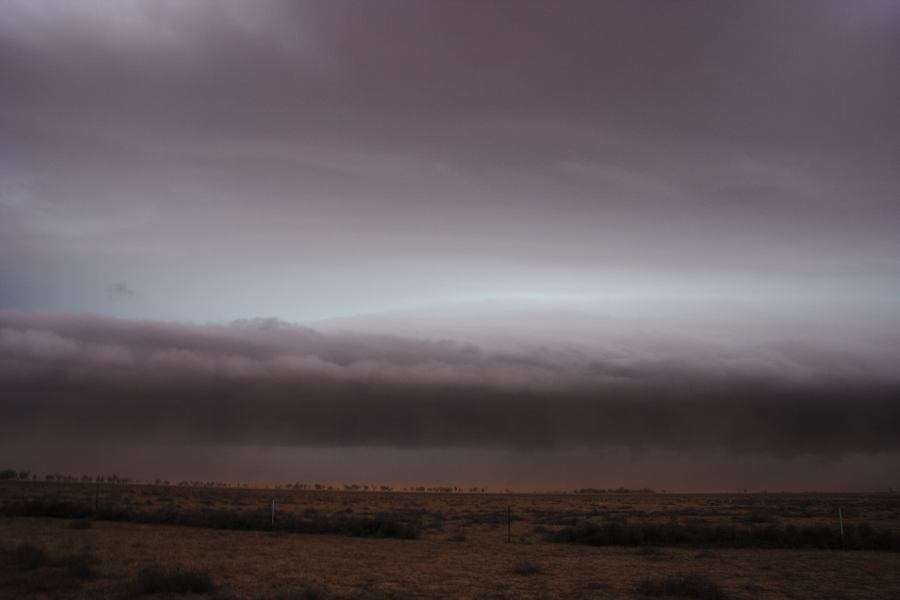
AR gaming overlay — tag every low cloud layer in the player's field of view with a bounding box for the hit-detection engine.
[2,311,897,457]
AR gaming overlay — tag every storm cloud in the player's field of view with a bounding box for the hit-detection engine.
[1,1,898,320]
[1,2,898,488]
[2,310,898,456]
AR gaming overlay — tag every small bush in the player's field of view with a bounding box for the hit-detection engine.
[511,561,544,575]
[59,552,100,580]
[0,498,421,540]
[278,587,405,600]
[9,544,50,570]
[636,572,727,599]
[135,566,215,595]
[336,514,421,539]
[546,520,900,551]
[738,511,777,525]
[636,546,669,561]
[585,581,611,591]
[447,531,466,542]
[277,587,328,600]
[69,518,93,529]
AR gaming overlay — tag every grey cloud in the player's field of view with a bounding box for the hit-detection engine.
[1,1,898,492]
[1,311,897,456]
[1,1,898,321]
[2,1,897,164]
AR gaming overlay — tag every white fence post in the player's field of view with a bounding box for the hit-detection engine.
[838,507,844,546]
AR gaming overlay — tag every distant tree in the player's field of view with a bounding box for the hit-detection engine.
[0,469,17,480]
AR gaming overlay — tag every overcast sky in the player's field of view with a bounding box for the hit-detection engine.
[2,0,898,320]
[1,1,898,490]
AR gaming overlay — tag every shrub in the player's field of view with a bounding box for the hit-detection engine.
[546,520,900,551]
[0,499,421,540]
[59,552,100,580]
[738,511,777,524]
[636,546,669,561]
[511,561,544,575]
[277,587,328,600]
[9,544,50,570]
[135,566,215,595]
[69,518,93,529]
[278,587,405,600]
[2,544,101,593]
[335,514,421,539]
[636,572,728,599]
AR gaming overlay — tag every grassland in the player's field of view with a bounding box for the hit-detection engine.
[1,481,899,599]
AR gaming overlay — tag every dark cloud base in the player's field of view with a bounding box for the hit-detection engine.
[4,382,899,456]
[2,312,897,456]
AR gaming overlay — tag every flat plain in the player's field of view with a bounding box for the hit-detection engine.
[1,482,899,599]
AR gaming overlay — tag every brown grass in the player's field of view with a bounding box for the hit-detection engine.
[1,482,899,599]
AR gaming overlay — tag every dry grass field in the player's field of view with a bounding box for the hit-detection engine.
[2,482,899,599]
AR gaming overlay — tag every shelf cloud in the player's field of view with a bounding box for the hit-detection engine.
[3,311,897,456]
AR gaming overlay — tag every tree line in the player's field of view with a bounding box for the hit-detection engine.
[0,468,489,493]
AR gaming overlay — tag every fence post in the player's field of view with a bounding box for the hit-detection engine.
[507,505,511,543]
[838,507,844,547]
[271,499,276,528]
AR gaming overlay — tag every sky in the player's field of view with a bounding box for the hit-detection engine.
[1,1,899,491]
